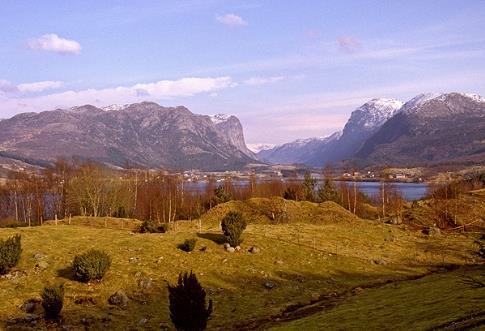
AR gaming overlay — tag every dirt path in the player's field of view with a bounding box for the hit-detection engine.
[230,264,479,331]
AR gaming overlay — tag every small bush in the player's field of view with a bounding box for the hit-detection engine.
[140,220,168,233]
[41,285,64,319]
[72,249,111,282]
[221,211,247,247]
[179,239,196,252]
[0,234,22,275]
[168,271,213,331]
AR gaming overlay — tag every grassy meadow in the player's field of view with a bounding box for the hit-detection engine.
[0,199,483,330]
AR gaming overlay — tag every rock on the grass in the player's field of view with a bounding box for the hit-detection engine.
[138,277,153,290]
[223,243,231,249]
[264,281,276,289]
[226,247,235,253]
[108,290,129,307]
[274,260,284,265]
[32,253,45,261]
[235,246,241,251]
[249,246,261,254]
[129,257,139,264]
[422,226,441,236]
[20,299,41,313]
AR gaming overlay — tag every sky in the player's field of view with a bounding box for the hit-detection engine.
[1,0,485,146]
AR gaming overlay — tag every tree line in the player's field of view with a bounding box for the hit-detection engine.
[0,160,410,226]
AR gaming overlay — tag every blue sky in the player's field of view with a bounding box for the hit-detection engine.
[1,0,485,145]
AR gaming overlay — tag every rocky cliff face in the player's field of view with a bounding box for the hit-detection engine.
[0,102,258,171]
[210,114,255,158]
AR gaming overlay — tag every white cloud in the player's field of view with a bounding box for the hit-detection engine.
[0,80,63,95]
[17,81,63,93]
[27,34,81,54]
[216,14,248,27]
[243,76,285,86]
[0,76,233,116]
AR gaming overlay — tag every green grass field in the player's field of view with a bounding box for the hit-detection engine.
[0,207,483,330]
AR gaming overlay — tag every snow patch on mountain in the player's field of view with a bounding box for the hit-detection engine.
[247,143,276,153]
[210,113,231,124]
[345,98,404,131]
[102,104,130,111]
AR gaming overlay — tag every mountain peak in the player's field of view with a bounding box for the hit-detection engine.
[345,98,403,132]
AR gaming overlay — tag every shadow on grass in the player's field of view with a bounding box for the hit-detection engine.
[56,266,76,281]
[196,232,226,245]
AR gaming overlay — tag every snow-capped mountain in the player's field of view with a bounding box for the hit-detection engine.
[257,132,341,165]
[258,92,485,167]
[357,92,485,165]
[343,98,403,133]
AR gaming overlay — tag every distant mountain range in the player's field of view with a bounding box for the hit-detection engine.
[0,92,483,172]
[257,92,485,167]
[0,102,257,171]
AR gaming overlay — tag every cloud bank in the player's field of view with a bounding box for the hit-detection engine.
[0,77,232,116]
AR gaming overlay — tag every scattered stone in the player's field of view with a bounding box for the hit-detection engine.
[385,215,402,225]
[274,260,284,265]
[20,299,41,313]
[353,287,364,295]
[222,258,228,263]
[1,270,27,280]
[33,253,45,261]
[129,257,139,264]
[422,226,441,237]
[223,243,231,249]
[264,281,276,290]
[249,246,261,254]
[74,296,97,306]
[156,256,164,264]
[479,246,485,258]
[226,247,235,253]
[235,246,241,251]
[134,271,142,278]
[138,318,148,326]
[35,261,49,271]
[373,259,388,266]
[138,277,153,290]
[108,290,129,307]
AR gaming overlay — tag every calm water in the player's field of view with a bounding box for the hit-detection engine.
[340,181,429,201]
[184,180,429,201]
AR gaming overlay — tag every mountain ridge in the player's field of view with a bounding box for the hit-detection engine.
[0,102,258,171]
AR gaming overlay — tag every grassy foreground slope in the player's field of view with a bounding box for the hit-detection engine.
[269,266,485,331]
[0,203,482,330]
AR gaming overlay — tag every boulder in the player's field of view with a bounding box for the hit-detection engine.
[422,226,441,236]
[249,246,261,254]
[264,281,276,290]
[226,247,235,253]
[108,290,129,307]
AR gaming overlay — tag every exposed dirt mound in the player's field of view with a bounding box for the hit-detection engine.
[201,198,360,226]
